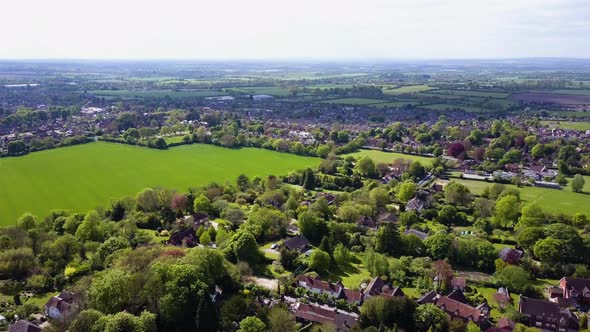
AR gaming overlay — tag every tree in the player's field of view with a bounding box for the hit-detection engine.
[447,142,465,158]
[303,168,316,190]
[310,249,330,272]
[16,212,38,231]
[236,174,251,192]
[136,188,160,212]
[437,205,459,227]
[396,181,417,203]
[516,227,545,252]
[88,268,133,314]
[433,259,453,292]
[496,265,531,293]
[424,233,454,260]
[375,223,402,256]
[356,157,377,178]
[407,161,426,180]
[238,316,266,332]
[444,182,472,206]
[399,210,420,227]
[473,198,494,219]
[97,237,130,265]
[333,243,351,267]
[493,195,520,228]
[244,207,288,241]
[154,137,168,150]
[75,210,104,242]
[298,211,328,244]
[70,309,104,332]
[414,304,449,332]
[0,247,36,279]
[225,231,261,265]
[268,306,299,332]
[193,195,213,215]
[572,174,585,193]
[199,231,211,245]
[466,321,482,332]
[517,203,545,228]
[7,140,27,155]
[533,238,562,265]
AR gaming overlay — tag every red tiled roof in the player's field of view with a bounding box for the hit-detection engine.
[436,297,485,323]
[343,289,363,303]
[293,303,357,331]
[297,275,342,294]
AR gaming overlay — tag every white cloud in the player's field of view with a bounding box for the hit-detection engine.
[0,0,588,59]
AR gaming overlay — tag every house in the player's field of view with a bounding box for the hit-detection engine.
[293,303,358,331]
[447,289,468,304]
[518,296,579,331]
[557,277,590,303]
[363,277,404,298]
[486,318,515,332]
[435,296,489,327]
[167,227,197,247]
[297,275,343,298]
[494,287,512,308]
[404,228,429,241]
[356,215,376,229]
[315,192,337,205]
[8,320,41,332]
[406,197,424,213]
[417,290,439,305]
[284,234,310,253]
[44,290,79,324]
[296,275,363,305]
[377,212,398,225]
[292,302,358,331]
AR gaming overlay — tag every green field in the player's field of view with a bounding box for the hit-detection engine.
[224,86,292,96]
[88,89,225,98]
[0,142,319,225]
[373,101,421,108]
[422,104,486,113]
[320,98,387,105]
[428,90,510,98]
[540,120,590,131]
[454,178,590,216]
[383,85,434,95]
[551,89,590,96]
[344,149,434,165]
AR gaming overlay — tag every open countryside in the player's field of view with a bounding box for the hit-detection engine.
[0,142,319,225]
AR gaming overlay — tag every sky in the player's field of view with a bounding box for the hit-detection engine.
[1,0,589,60]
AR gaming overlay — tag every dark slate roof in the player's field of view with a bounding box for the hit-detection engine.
[9,320,41,332]
[518,296,579,327]
[562,277,590,294]
[417,290,439,305]
[447,289,468,304]
[284,234,310,251]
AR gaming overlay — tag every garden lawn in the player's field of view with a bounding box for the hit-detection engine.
[453,178,590,216]
[0,142,319,225]
[344,149,434,166]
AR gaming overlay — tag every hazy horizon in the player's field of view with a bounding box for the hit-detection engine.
[2,0,590,60]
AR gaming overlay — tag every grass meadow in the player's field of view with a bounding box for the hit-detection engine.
[88,89,225,98]
[344,149,434,165]
[453,177,590,216]
[540,120,590,131]
[383,84,434,95]
[0,142,319,225]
